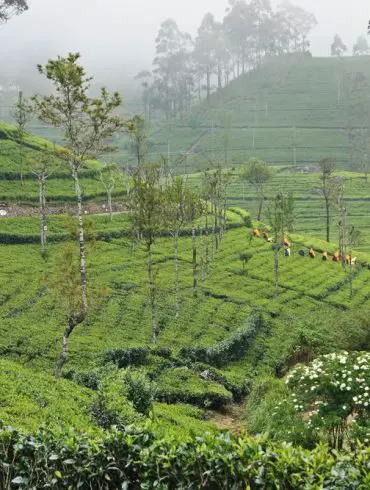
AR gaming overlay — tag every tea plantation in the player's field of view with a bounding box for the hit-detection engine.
[2,56,370,487]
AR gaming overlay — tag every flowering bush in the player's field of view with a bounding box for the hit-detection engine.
[286,351,370,448]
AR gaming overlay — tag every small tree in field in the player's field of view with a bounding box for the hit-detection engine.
[129,164,165,343]
[267,192,294,298]
[33,53,124,372]
[33,53,124,317]
[318,157,336,243]
[286,351,370,449]
[29,145,59,255]
[165,176,192,317]
[54,244,85,378]
[242,157,272,221]
[188,190,204,298]
[96,164,122,220]
[11,91,33,190]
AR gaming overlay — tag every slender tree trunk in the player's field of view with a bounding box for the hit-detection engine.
[218,64,222,90]
[148,243,158,343]
[39,173,47,253]
[274,242,279,298]
[107,189,113,221]
[72,166,88,314]
[206,66,211,104]
[19,140,24,192]
[205,205,209,270]
[349,240,353,299]
[55,313,84,378]
[325,195,330,242]
[214,203,219,252]
[257,193,264,221]
[192,223,197,297]
[174,231,180,318]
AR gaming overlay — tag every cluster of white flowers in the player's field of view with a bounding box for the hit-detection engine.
[286,351,370,416]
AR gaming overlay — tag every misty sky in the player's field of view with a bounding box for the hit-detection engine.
[1,0,369,85]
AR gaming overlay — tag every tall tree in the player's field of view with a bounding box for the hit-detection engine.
[135,71,153,120]
[194,13,229,103]
[331,35,347,57]
[0,0,28,23]
[33,53,124,371]
[127,115,149,166]
[353,36,370,56]
[242,157,271,221]
[267,192,294,297]
[153,19,194,118]
[129,164,165,343]
[318,157,336,243]
[276,1,317,53]
[11,91,33,189]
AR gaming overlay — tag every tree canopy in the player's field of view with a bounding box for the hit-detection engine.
[0,0,28,23]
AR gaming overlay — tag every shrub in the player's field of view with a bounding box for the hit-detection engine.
[155,367,233,409]
[120,369,154,416]
[286,351,370,449]
[180,311,267,367]
[91,373,143,429]
[101,347,150,368]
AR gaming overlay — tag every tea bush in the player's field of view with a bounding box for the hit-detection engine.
[1,424,370,489]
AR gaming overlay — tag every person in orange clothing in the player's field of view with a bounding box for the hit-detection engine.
[322,251,328,261]
[333,251,340,262]
[309,247,315,258]
[253,228,261,238]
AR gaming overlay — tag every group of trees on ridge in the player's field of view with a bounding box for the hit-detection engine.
[136,0,318,119]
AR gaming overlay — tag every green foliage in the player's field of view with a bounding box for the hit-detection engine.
[246,375,318,448]
[101,347,150,369]
[0,360,93,432]
[1,425,370,489]
[155,367,232,409]
[120,369,154,416]
[180,311,266,367]
[286,351,370,448]
[91,372,143,429]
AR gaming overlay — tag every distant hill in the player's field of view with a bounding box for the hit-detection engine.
[112,55,370,173]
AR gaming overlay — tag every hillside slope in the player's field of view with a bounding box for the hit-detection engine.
[118,55,370,172]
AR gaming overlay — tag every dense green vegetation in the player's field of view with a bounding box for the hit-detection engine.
[2,425,370,489]
[2,52,370,486]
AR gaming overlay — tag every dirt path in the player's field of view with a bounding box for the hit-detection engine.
[207,403,246,436]
[0,202,127,218]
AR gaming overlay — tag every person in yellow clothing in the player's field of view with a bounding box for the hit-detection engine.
[322,251,328,261]
[253,229,261,238]
[333,251,340,262]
